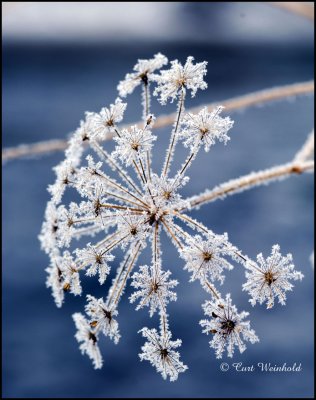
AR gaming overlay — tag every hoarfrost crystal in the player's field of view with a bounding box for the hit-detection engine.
[180,106,233,152]
[243,244,304,308]
[130,264,178,316]
[154,56,208,104]
[39,53,302,381]
[139,319,188,381]
[200,294,259,358]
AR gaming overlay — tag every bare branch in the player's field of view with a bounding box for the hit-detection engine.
[268,2,314,21]
[185,160,314,211]
[2,81,314,163]
[294,130,314,162]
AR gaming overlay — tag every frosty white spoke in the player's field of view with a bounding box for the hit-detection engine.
[170,222,204,252]
[100,203,147,213]
[112,242,143,306]
[72,217,96,225]
[146,150,152,183]
[72,225,101,237]
[294,130,314,162]
[161,218,184,250]
[133,159,146,185]
[94,230,120,249]
[102,190,146,208]
[175,151,195,184]
[142,82,150,119]
[103,234,131,254]
[162,87,185,177]
[91,141,143,197]
[97,170,149,208]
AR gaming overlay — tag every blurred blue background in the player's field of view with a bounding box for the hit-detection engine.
[2,2,314,398]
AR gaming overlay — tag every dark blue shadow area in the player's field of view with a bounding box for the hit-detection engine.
[2,11,314,399]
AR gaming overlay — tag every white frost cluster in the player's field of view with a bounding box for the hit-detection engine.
[39,53,302,380]
[181,233,236,285]
[139,316,188,381]
[92,98,127,141]
[180,106,233,152]
[154,56,208,104]
[112,125,156,166]
[243,244,304,308]
[118,53,168,97]
[130,264,178,316]
[200,294,259,358]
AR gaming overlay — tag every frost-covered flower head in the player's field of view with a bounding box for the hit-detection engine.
[182,234,236,285]
[92,98,127,141]
[154,56,208,104]
[113,125,156,166]
[243,245,304,308]
[85,295,120,344]
[130,264,178,316]
[146,173,190,210]
[116,210,149,247]
[180,106,234,152]
[40,53,302,381]
[118,53,168,97]
[139,317,188,381]
[200,294,259,358]
[75,243,114,285]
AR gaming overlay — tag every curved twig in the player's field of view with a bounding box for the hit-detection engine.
[2,81,314,163]
[185,160,314,211]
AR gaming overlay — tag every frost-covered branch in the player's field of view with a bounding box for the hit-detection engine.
[186,159,314,210]
[3,80,313,163]
[294,130,314,162]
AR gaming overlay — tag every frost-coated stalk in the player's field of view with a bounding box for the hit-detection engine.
[39,53,307,381]
[162,87,186,178]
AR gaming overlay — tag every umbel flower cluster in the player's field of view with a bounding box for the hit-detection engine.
[39,54,304,381]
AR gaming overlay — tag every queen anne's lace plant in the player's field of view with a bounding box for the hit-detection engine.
[39,54,304,381]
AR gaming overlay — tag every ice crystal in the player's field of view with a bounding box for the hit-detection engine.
[243,244,304,308]
[40,53,302,380]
